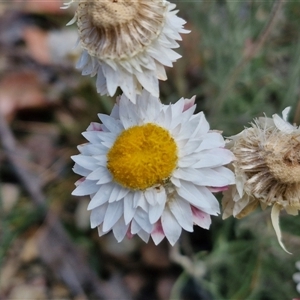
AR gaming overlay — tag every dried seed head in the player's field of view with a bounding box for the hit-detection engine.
[233,123,300,209]
[88,0,140,28]
[222,108,300,253]
[264,134,300,184]
[77,0,167,60]
[64,0,189,99]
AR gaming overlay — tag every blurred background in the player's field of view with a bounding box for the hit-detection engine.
[1,0,300,299]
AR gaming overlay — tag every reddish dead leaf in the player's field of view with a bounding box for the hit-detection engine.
[11,0,64,14]
[23,27,51,64]
[123,272,146,297]
[0,71,48,121]
[140,241,170,269]
[156,276,176,300]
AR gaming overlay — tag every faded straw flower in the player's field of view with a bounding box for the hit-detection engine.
[222,107,300,253]
[72,90,234,245]
[62,0,189,101]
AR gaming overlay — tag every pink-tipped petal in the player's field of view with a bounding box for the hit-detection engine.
[87,122,102,132]
[74,177,85,187]
[183,95,196,112]
[126,225,134,239]
[191,206,211,229]
[151,220,165,245]
[208,186,229,193]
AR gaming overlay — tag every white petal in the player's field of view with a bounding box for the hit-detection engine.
[131,219,141,234]
[137,193,148,211]
[72,180,98,196]
[82,131,102,144]
[95,171,113,185]
[102,201,123,232]
[96,67,108,95]
[86,166,111,181]
[73,164,90,177]
[281,107,291,121]
[151,221,165,245]
[133,208,153,234]
[178,148,234,169]
[124,193,136,224]
[102,63,119,96]
[87,182,115,210]
[137,230,150,243]
[180,140,201,156]
[90,204,108,228]
[176,181,220,215]
[156,186,167,205]
[71,155,97,171]
[97,224,108,236]
[97,131,117,145]
[170,177,181,188]
[86,122,102,132]
[137,90,162,123]
[93,155,107,166]
[133,190,143,208]
[271,203,292,254]
[78,143,107,156]
[168,197,193,232]
[191,207,211,229]
[191,112,210,137]
[272,113,294,133]
[144,188,157,206]
[192,149,234,168]
[119,96,139,129]
[112,217,129,242]
[161,209,182,245]
[149,200,165,224]
[76,50,89,69]
[196,132,225,151]
[173,167,234,187]
[108,184,129,203]
[135,69,159,98]
[97,114,123,134]
[120,74,137,102]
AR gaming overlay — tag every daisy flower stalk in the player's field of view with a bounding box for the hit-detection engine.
[62,0,189,101]
[71,90,235,245]
[222,107,300,253]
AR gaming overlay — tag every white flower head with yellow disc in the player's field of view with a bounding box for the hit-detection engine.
[72,90,235,245]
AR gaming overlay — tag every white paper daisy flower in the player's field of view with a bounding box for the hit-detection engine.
[72,90,235,245]
[222,107,300,253]
[62,0,189,101]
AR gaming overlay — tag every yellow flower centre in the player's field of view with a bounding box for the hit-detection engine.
[107,123,178,190]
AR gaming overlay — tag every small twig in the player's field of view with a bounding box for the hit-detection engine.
[169,242,206,279]
[212,0,285,122]
[0,113,45,207]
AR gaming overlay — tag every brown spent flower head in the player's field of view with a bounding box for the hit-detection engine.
[77,0,167,60]
[62,0,189,100]
[222,107,300,253]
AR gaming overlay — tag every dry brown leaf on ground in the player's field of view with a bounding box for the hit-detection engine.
[23,27,51,64]
[10,0,64,14]
[0,71,49,121]
[23,27,79,65]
